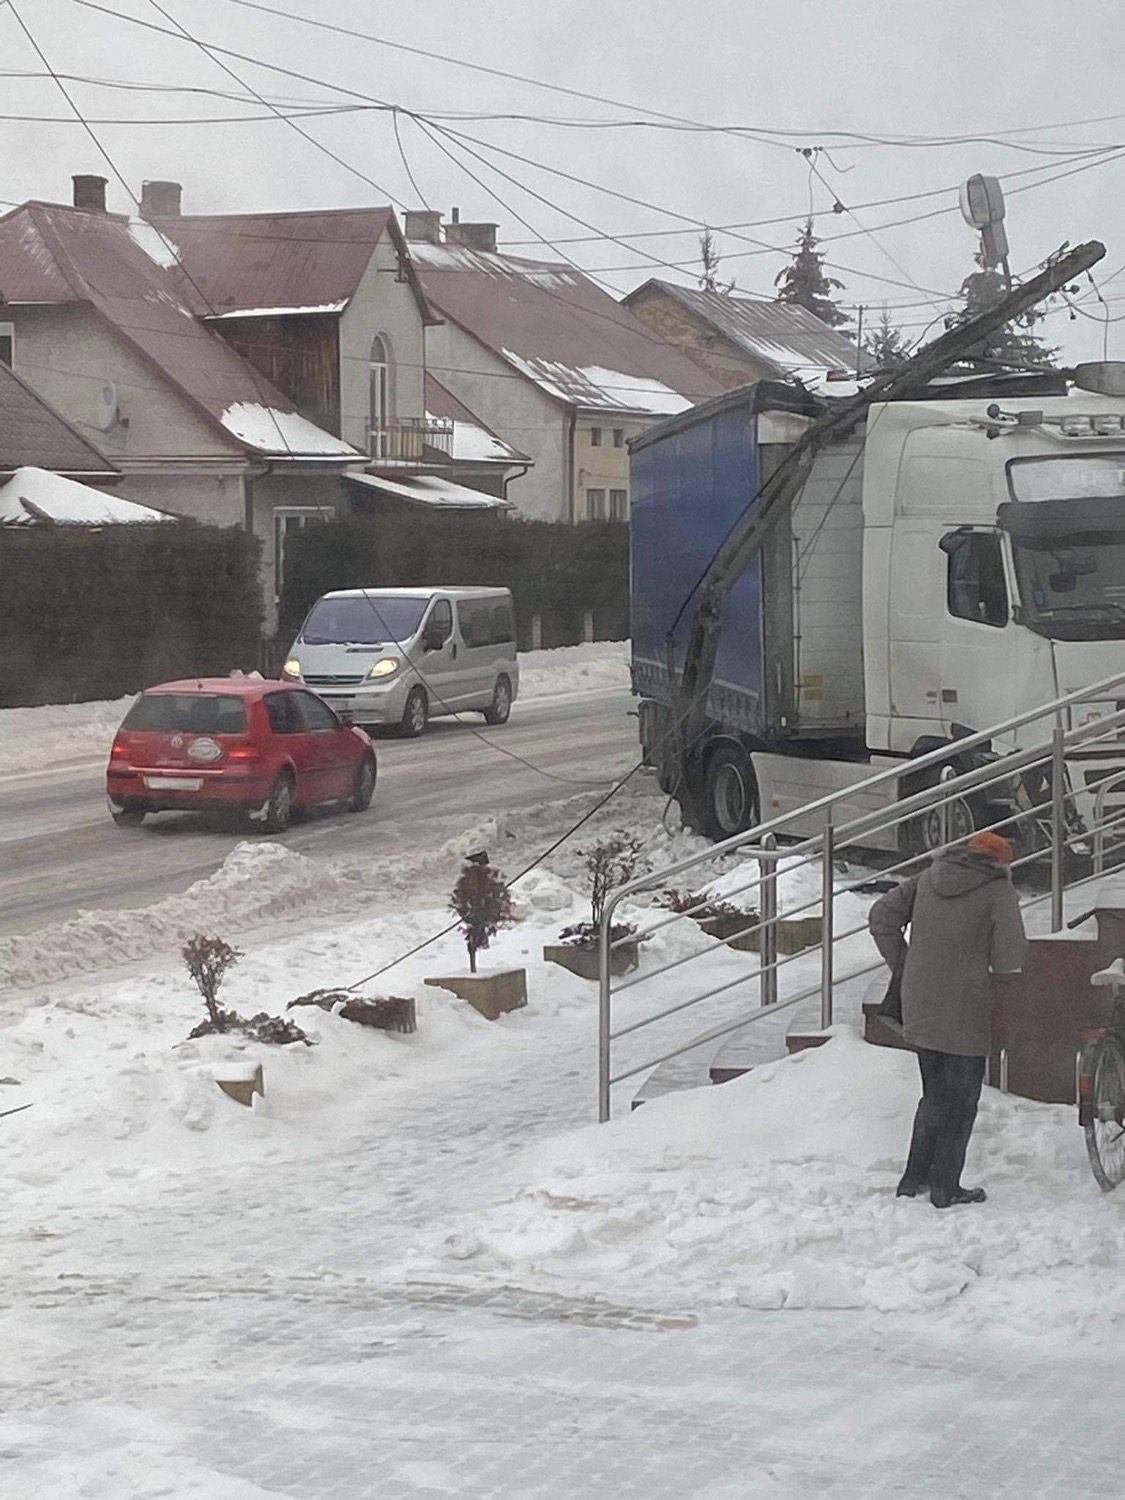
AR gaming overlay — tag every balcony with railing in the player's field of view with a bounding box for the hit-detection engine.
[367,417,454,465]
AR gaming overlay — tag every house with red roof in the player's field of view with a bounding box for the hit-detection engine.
[404,212,723,522]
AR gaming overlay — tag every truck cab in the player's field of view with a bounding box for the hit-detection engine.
[865,393,1125,831]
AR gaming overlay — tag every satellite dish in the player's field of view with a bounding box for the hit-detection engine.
[94,382,118,432]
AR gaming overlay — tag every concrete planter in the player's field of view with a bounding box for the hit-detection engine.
[697,913,821,956]
[543,940,640,980]
[424,969,527,1021]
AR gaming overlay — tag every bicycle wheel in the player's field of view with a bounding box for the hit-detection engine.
[1084,1037,1125,1192]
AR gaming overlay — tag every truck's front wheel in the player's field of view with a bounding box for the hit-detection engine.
[701,743,759,842]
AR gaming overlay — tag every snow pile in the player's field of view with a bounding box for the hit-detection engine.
[519,640,629,699]
[0,694,134,773]
[425,1029,1122,1332]
[0,842,368,989]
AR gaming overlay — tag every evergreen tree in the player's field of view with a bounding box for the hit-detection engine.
[863,307,911,371]
[698,229,733,295]
[953,250,1058,369]
[774,220,849,328]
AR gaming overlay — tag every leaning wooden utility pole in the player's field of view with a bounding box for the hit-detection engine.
[667,239,1106,831]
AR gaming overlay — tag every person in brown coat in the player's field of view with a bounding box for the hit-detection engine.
[868,831,1028,1209]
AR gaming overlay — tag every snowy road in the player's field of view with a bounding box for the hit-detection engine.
[0,686,635,940]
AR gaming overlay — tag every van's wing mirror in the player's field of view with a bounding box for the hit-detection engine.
[422,626,445,652]
[338,710,356,727]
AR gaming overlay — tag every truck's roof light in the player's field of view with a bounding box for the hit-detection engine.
[1061,415,1095,436]
[1074,361,1125,397]
[1094,414,1125,434]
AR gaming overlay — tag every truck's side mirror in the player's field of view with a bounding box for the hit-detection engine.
[939,527,971,556]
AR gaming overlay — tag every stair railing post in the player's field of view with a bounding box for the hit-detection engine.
[760,834,778,1007]
[1051,725,1066,933]
[597,892,618,1124]
[820,812,835,1030]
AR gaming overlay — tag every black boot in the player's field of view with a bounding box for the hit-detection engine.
[896,1176,928,1198]
[930,1185,987,1209]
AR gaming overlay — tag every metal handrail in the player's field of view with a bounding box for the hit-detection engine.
[597,670,1125,1121]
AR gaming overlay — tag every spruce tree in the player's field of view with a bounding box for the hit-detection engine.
[698,229,733,295]
[953,251,1057,369]
[774,220,849,328]
[863,307,911,371]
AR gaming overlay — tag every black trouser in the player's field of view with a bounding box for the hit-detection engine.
[901,1049,986,1196]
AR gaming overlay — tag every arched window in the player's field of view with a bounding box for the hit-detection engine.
[369,334,393,456]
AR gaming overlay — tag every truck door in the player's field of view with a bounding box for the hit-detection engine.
[937,527,1016,736]
[887,517,944,747]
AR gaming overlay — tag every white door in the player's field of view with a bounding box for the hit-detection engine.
[416,597,462,714]
[887,517,944,749]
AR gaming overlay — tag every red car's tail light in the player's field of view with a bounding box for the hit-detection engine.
[110,737,129,760]
[226,743,258,762]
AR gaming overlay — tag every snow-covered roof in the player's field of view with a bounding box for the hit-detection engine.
[424,373,529,465]
[411,241,720,415]
[624,280,861,391]
[0,467,172,526]
[220,404,357,457]
[0,201,355,462]
[344,471,512,510]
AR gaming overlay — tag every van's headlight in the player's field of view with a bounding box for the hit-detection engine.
[367,657,399,679]
[281,658,301,679]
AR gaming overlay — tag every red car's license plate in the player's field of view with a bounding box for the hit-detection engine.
[143,775,203,791]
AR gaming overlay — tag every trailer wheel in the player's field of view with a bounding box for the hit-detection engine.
[701,743,759,842]
[902,765,981,857]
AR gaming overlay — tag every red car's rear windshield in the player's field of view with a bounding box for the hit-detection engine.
[122,693,248,735]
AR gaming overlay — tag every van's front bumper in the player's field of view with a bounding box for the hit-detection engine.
[301,676,410,725]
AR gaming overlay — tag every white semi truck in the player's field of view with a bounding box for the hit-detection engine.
[631,367,1125,851]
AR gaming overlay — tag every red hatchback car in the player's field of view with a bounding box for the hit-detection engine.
[106,678,377,832]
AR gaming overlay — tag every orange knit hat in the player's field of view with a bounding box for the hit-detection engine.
[966,831,1014,865]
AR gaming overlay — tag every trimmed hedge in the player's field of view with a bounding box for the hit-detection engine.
[0,523,262,707]
[278,510,629,650]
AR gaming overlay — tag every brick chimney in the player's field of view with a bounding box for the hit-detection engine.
[140,180,182,220]
[443,221,498,254]
[72,175,108,213]
[403,209,442,244]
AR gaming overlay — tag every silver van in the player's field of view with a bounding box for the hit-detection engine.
[282,587,519,737]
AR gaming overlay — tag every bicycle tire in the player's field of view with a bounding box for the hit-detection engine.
[1084,1035,1125,1193]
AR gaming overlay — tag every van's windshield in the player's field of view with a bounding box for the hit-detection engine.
[301,595,428,646]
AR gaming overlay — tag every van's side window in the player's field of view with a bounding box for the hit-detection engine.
[947,532,1008,628]
[457,599,494,648]
[491,603,515,644]
[427,599,453,645]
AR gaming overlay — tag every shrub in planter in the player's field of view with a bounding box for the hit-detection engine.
[182,934,312,1045]
[546,833,645,978]
[427,858,526,1020]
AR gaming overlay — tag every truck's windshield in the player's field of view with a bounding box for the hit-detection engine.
[1011,532,1125,640]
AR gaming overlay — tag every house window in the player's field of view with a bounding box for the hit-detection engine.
[613,428,625,448]
[589,427,602,447]
[586,488,606,521]
[609,489,628,521]
[274,508,323,598]
[0,323,13,368]
[368,333,393,456]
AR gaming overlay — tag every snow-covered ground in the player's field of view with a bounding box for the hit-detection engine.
[0,641,630,777]
[5,766,1125,1492]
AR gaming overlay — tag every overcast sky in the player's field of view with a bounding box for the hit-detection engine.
[8,0,1125,362]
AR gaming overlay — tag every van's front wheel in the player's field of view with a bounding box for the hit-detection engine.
[400,687,429,739]
[483,676,512,726]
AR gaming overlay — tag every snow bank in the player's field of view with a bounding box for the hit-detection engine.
[423,1029,1124,1333]
[518,640,628,698]
[0,642,630,775]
